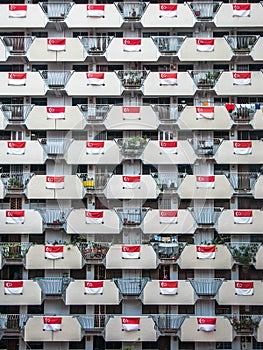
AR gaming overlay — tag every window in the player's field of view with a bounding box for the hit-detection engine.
[216,343,232,349]
[72,98,88,106]
[31,32,48,38]
[31,98,47,106]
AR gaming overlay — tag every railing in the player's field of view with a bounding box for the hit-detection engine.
[77,173,110,191]
[188,278,223,296]
[225,35,259,55]
[80,36,113,55]
[114,207,149,226]
[188,207,223,225]
[225,314,262,334]
[223,171,259,192]
[33,277,73,295]
[0,104,33,123]
[38,138,72,155]
[188,2,221,20]
[37,208,72,226]
[151,172,178,191]
[39,70,73,88]
[114,278,149,295]
[0,242,31,259]
[40,2,74,20]
[152,314,187,334]
[115,2,147,21]
[1,36,35,55]
[226,103,257,123]
[77,242,111,260]
[77,314,107,332]
[151,104,185,123]
[0,173,33,191]
[151,36,185,55]
[114,137,149,158]
[189,138,222,156]
[225,242,261,269]
[78,104,111,123]
[151,242,186,261]
[189,70,221,89]
[115,70,149,89]
[0,314,28,331]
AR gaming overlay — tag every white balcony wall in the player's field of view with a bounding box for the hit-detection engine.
[0,280,41,305]
[253,175,263,199]
[0,141,45,164]
[251,37,263,61]
[217,281,263,305]
[215,141,263,164]
[0,4,47,28]
[0,210,42,234]
[252,109,263,129]
[0,72,46,96]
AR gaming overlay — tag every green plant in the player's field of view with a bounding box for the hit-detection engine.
[229,244,259,271]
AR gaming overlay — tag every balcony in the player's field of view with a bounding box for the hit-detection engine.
[215,140,262,164]
[153,315,186,336]
[114,278,148,297]
[80,36,112,56]
[143,140,197,165]
[142,209,195,235]
[0,314,27,337]
[114,137,149,159]
[1,172,33,195]
[227,314,261,336]
[40,70,73,92]
[224,171,258,194]
[34,277,72,300]
[253,175,263,198]
[142,281,194,305]
[104,175,159,199]
[77,242,110,263]
[152,36,185,56]
[188,207,222,227]
[25,244,83,270]
[218,281,263,305]
[226,242,260,271]
[78,104,111,124]
[189,138,222,157]
[24,315,81,342]
[66,209,120,235]
[26,175,84,199]
[255,245,263,269]
[105,244,158,269]
[252,107,263,129]
[151,242,186,264]
[225,35,259,55]
[0,104,33,124]
[77,315,106,336]
[105,315,157,342]
[1,36,35,57]
[178,175,233,199]
[0,140,45,164]
[226,103,256,124]
[0,209,42,234]
[40,2,73,22]
[38,208,71,230]
[217,210,263,235]
[78,173,109,194]
[0,280,41,305]
[116,2,147,21]
[188,2,221,21]
[151,172,178,193]
[66,280,120,305]
[0,242,31,265]
[115,207,148,227]
[38,138,72,158]
[151,104,184,124]
[116,70,148,91]
[180,316,233,342]
[179,245,232,269]
[189,70,221,89]
[188,278,223,299]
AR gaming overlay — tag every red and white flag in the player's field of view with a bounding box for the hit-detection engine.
[197,317,216,332]
[8,73,26,86]
[46,176,64,189]
[196,39,214,52]
[7,141,26,155]
[159,210,178,224]
[159,141,177,154]
[159,4,177,17]
[232,3,250,17]
[122,317,140,331]
[234,210,253,224]
[225,103,235,113]
[9,4,27,18]
[196,245,216,259]
[86,72,105,85]
[235,281,254,296]
[195,106,214,119]
[232,72,251,85]
[44,246,64,260]
[123,39,141,52]
[85,210,104,224]
[196,175,215,188]
[159,280,178,295]
[43,317,62,332]
[87,4,105,17]
[122,245,140,259]
[86,141,104,154]
[233,141,252,155]
[6,210,25,224]
[122,175,141,189]
[122,106,140,120]
[47,38,66,51]
[46,106,65,119]
[159,72,177,85]
[84,280,104,294]
[4,281,23,295]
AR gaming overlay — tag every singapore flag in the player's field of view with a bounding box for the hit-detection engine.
[87,4,105,17]
[159,72,177,85]
[4,281,23,295]
[232,4,250,17]
[159,4,177,17]
[85,210,104,224]
[86,141,104,154]
[122,317,140,331]
[196,245,216,259]
[8,73,27,86]
[159,280,178,295]
[233,141,252,155]
[196,175,215,188]
[46,107,65,119]
[9,4,27,18]
[44,246,64,259]
[122,106,140,120]
[46,176,64,189]
[232,72,251,85]
[5,210,25,224]
[122,175,141,189]
[159,210,178,224]
[234,210,253,224]
[47,38,66,51]
[197,317,216,332]
[235,281,254,296]
[122,245,140,259]
[84,281,104,294]
[86,72,105,85]
[7,141,26,155]
[123,39,141,52]
[195,106,214,119]
[196,39,214,52]
[159,140,177,154]
[43,317,62,332]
